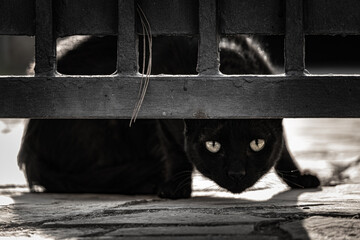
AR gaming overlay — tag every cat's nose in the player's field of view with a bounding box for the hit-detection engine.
[227,170,246,181]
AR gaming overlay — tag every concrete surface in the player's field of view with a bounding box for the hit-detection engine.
[0,119,360,239]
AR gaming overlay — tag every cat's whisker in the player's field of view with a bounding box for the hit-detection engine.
[171,174,191,183]
[171,170,193,177]
[276,169,300,173]
[202,184,222,192]
[174,176,192,194]
[280,176,305,188]
[169,170,193,182]
[276,171,298,178]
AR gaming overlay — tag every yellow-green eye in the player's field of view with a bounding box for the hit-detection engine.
[205,141,221,153]
[250,139,265,152]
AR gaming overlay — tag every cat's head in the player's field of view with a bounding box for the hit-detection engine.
[184,119,284,193]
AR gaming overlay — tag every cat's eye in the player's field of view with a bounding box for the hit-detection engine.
[250,139,265,152]
[205,141,221,153]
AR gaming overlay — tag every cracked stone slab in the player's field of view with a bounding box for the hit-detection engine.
[84,236,277,240]
[0,193,157,225]
[0,227,108,239]
[296,185,360,202]
[0,226,276,240]
[281,216,360,240]
[42,208,282,226]
[105,225,254,236]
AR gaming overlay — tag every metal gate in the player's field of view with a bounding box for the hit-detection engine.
[0,0,360,118]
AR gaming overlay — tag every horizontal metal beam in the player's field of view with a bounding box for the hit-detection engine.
[1,75,359,118]
[306,0,360,35]
[54,0,198,37]
[54,0,118,37]
[135,0,198,36]
[0,0,35,36]
[2,0,360,36]
[219,0,285,35]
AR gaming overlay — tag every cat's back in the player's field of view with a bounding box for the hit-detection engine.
[56,35,273,75]
[18,119,164,193]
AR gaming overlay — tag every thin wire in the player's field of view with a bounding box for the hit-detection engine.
[130,4,152,126]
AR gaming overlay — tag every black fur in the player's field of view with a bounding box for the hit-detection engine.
[18,36,320,199]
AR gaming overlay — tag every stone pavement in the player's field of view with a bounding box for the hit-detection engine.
[0,119,360,239]
[0,174,359,239]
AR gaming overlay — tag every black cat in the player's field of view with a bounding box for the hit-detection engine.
[18,36,320,199]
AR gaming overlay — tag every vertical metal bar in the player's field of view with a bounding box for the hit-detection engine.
[285,0,305,75]
[35,0,56,76]
[197,0,219,75]
[118,0,138,75]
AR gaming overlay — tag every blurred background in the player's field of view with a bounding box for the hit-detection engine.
[0,36,34,75]
[1,35,360,188]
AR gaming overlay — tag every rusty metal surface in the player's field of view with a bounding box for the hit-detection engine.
[285,0,305,75]
[305,0,360,35]
[219,0,285,35]
[1,0,360,118]
[53,0,118,37]
[1,75,360,118]
[136,0,198,36]
[2,0,360,36]
[0,0,35,36]
[118,0,138,74]
[34,0,56,76]
[197,0,219,74]
[54,0,198,37]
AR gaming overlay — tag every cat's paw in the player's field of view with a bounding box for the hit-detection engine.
[157,180,192,199]
[286,170,321,189]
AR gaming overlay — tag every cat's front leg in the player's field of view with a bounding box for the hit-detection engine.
[275,140,320,189]
[157,157,193,199]
[157,120,194,199]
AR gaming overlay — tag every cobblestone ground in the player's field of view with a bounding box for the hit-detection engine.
[0,119,360,239]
